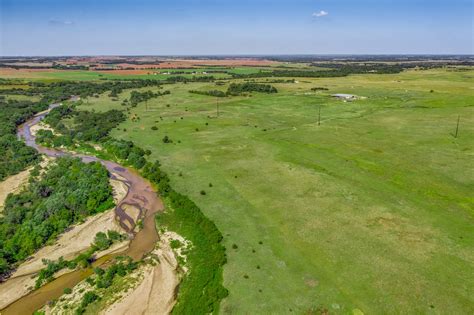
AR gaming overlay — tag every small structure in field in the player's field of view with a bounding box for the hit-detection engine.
[332,93,357,100]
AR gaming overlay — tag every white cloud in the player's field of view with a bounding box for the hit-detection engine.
[312,10,329,18]
[48,19,74,26]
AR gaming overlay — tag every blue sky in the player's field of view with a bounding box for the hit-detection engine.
[1,0,472,56]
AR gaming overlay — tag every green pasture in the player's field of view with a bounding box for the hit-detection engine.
[78,68,474,314]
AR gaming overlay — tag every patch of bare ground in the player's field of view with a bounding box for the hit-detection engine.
[30,122,55,137]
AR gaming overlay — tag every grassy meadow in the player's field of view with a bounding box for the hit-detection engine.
[5,67,474,313]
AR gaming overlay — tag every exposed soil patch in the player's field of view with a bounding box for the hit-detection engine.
[0,169,30,213]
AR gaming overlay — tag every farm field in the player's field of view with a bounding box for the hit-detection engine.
[66,67,474,313]
[0,68,230,81]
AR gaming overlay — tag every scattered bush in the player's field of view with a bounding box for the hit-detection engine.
[162,135,173,143]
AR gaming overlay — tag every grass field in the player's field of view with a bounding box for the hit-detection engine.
[0,69,231,81]
[5,67,474,313]
[73,67,473,314]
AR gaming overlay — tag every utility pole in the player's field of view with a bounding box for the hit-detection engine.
[318,105,321,126]
[454,115,460,138]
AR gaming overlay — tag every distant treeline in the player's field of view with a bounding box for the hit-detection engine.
[231,64,414,78]
[264,55,474,63]
[52,64,89,70]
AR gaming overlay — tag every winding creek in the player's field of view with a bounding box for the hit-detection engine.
[1,105,164,314]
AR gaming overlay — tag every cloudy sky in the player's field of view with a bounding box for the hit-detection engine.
[1,0,472,56]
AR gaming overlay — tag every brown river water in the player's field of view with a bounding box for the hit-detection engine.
[0,105,164,314]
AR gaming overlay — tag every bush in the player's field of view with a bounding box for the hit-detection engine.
[93,232,112,251]
[170,239,183,249]
[162,135,172,143]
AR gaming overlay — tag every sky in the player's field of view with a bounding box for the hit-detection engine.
[1,0,473,56]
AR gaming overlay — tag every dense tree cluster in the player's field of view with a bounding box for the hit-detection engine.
[73,109,125,141]
[189,89,227,97]
[41,105,126,143]
[227,82,278,95]
[102,139,149,169]
[0,157,115,275]
[0,99,49,181]
[165,75,216,83]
